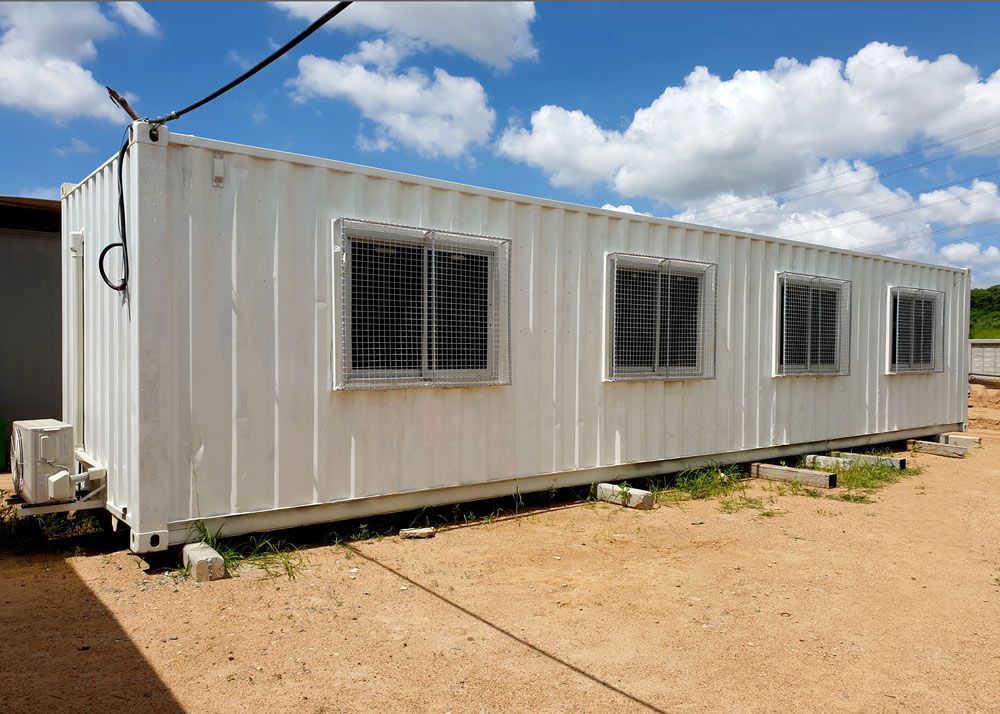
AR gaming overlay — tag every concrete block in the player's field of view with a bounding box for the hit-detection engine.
[803,455,854,471]
[596,483,654,510]
[830,451,906,469]
[941,434,981,448]
[399,527,435,539]
[182,542,226,582]
[907,440,967,458]
[750,463,836,488]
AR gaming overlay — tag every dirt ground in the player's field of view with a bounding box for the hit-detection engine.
[3,405,1000,713]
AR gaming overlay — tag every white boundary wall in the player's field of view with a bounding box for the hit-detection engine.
[62,124,970,551]
[970,339,1000,376]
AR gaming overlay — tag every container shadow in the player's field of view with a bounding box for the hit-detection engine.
[0,548,185,713]
[344,543,669,714]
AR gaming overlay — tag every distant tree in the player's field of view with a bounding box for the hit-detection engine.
[970,285,1000,338]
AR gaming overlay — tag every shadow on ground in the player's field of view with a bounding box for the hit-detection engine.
[1,480,184,713]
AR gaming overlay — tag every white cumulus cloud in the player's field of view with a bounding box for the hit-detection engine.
[601,203,651,216]
[110,2,160,37]
[499,42,1000,207]
[53,137,98,157]
[291,55,495,158]
[0,2,158,122]
[273,1,537,70]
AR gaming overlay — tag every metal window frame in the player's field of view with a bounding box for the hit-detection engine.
[605,252,718,382]
[887,286,945,374]
[332,218,511,390]
[775,272,852,377]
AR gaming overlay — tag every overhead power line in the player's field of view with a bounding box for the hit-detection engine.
[688,119,1000,223]
[777,184,1000,240]
[697,136,1000,225]
[863,219,1000,252]
[144,2,353,126]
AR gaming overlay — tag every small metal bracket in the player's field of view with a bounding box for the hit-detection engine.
[212,155,225,188]
[69,230,84,258]
[15,499,106,518]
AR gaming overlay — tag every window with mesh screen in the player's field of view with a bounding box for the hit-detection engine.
[334,219,510,389]
[608,254,717,380]
[889,287,944,373]
[777,273,851,376]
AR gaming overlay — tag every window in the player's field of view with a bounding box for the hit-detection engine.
[334,219,510,389]
[889,287,944,373]
[776,273,851,376]
[607,253,717,380]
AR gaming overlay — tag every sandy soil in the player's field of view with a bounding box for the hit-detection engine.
[2,421,999,712]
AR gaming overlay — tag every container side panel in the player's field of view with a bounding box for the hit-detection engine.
[63,155,138,519]
[144,140,971,527]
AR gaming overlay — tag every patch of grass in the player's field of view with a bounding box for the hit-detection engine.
[718,494,764,514]
[794,455,921,505]
[836,462,915,491]
[833,492,875,504]
[0,490,105,553]
[187,522,304,579]
[651,465,746,505]
[647,467,782,518]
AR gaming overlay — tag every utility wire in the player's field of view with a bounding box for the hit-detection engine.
[99,1,354,292]
[145,2,352,126]
[688,119,1000,222]
[697,136,1000,225]
[713,167,1000,234]
[778,184,1000,239]
[864,219,1000,252]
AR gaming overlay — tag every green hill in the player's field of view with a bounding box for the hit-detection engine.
[971,285,1000,338]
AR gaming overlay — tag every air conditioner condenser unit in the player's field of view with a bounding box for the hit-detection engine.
[10,419,75,504]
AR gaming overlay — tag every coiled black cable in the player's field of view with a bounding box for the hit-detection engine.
[98,125,132,292]
[99,1,354,292]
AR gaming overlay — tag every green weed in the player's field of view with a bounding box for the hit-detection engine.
[718,494,764,514]
[652,466,746,505]
[0,490,105,553]
[187,521,303,579]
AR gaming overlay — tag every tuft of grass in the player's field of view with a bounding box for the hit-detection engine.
[835,462,917,491]
[186,521,304,579]
[649,466,781,518]
[718,494,764,514]
[1,490,105,553]
[652,466,746,505]
[834,492,875,504]
[795,455,921,505]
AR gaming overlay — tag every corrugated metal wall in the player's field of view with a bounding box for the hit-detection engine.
[970,340,1000,376]
[64,129,970,533]
[62,153,138,516]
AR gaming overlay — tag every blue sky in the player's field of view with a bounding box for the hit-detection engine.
[4,2,1000,284]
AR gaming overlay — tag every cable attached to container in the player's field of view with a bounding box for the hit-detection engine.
[99,1,354,292]
[98,125,132,292]
[144,1,352,127]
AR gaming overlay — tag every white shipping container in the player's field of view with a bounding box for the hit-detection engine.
[61,123,970,552]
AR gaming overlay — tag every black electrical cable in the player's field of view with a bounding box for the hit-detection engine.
[100,1,354,292]
[144,1,352,126]
[99,125,132,292]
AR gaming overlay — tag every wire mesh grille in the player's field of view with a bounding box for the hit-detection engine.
[890,287,944,373]
[777,273,851,376]
[334,219,510,389]
[608,254,717,381]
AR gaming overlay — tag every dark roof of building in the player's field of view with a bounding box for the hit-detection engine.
[0,195,60,234]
